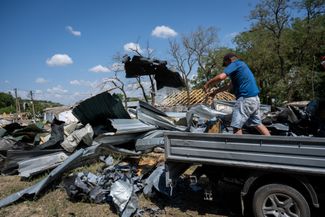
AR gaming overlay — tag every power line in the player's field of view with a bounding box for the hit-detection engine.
[29,90,36,121]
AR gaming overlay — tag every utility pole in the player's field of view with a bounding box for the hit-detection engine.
[30,90,36,121]
[14,88,21,121]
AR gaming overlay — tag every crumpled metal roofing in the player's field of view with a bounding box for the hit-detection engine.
[107,119,157,135]
[18,152,69,178]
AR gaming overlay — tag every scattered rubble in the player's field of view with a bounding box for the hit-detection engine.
[0,90,324,216]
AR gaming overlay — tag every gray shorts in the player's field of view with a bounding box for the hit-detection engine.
[231,96,262,129]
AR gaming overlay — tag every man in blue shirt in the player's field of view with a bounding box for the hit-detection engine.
[204,53,270,135]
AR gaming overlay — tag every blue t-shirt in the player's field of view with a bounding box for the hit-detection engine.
[224,60,260,99]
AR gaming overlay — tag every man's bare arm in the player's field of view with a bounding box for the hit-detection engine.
[204,72,228,91]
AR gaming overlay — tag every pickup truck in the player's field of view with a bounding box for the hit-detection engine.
[164,132,325,217]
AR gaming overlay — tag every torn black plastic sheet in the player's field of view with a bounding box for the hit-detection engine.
[12,123,48,143]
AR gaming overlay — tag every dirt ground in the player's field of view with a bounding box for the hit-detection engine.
[0,174,243,217]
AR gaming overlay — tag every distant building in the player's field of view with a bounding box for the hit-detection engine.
[43,106,72,122]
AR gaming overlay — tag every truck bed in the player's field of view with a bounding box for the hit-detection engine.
[164,132,325,176]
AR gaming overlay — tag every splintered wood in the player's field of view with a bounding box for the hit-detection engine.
[136,153,165,176]
[160,89,235,107]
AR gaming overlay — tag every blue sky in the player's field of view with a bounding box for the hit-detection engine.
[0,0,259,105]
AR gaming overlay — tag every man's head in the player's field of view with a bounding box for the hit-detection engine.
[222,53,238,67]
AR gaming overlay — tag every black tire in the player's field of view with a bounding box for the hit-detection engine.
[252,184,310,217]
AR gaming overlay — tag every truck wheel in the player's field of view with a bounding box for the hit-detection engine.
[252,184,310,217]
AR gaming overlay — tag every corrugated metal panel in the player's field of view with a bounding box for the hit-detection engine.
[165,132,325,175]
[72,91,130,126]
[137,110,185,131]
[18,152,68,178]
[139,101,168,117]
[108,119,157,134]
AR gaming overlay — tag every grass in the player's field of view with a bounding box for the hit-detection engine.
[0,155,234,217]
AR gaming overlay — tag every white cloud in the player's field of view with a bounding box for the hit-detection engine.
[70,80,98,88]
[46,54,73,66]
[124,42,143,53]
[35,77,48,84]
[70,80,81,85]
[151,25,177,38]
[35,89,43,94]
[89,65,111,73]
[47,85,68,94]
[4,80,9,84]
[66,26,81,37]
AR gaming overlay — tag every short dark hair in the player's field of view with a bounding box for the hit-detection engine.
[222,53,237,66]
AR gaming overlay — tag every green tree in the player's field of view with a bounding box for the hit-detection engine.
[232,0,325,104]
[0,92,14,108]
[250,0,291,78]
[192,47,234,89]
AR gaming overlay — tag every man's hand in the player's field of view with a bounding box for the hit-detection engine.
[204,82,210,92]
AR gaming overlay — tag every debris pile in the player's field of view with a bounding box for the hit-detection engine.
[0,90,324,216]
